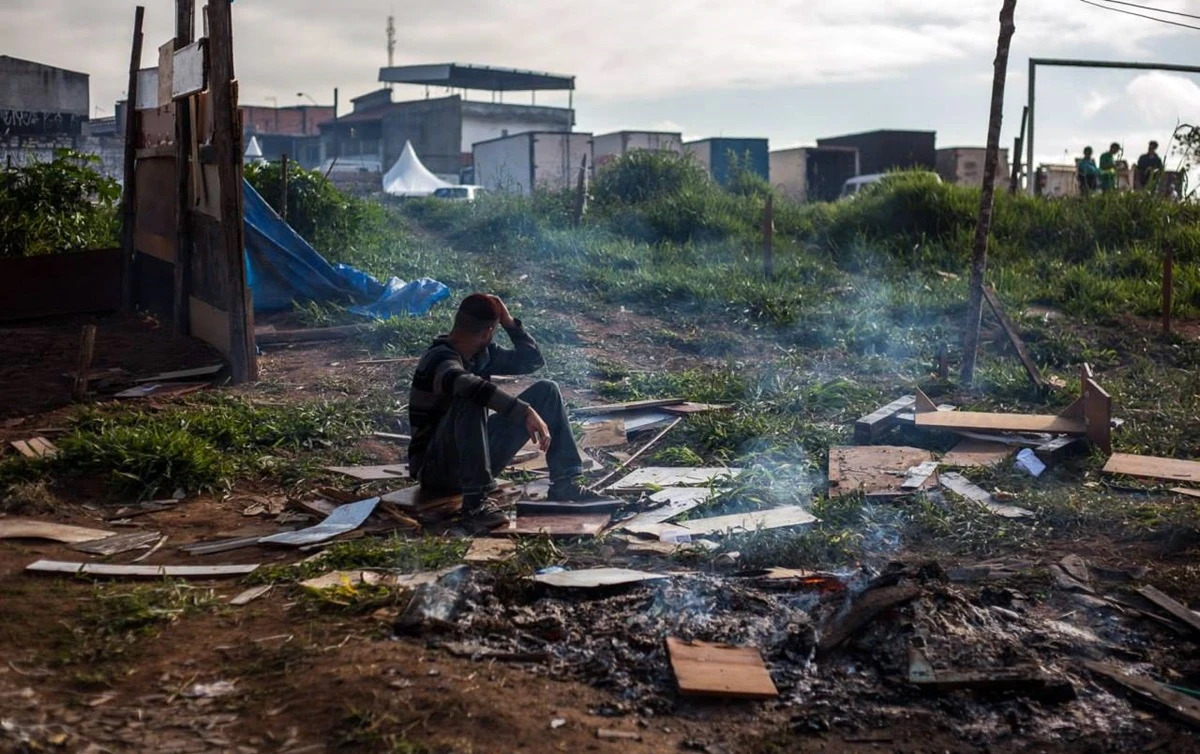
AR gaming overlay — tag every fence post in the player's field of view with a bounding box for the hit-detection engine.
[762,193,775,279]
[280,153,289,222]
[1163,245,1174,335]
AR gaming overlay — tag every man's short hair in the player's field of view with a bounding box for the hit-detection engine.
[1084,146,1093,155]
[1150,140,1159,150]
[1110,142,1121,152]
[454,293,498,334]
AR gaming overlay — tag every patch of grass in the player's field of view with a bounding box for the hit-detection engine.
[0,479,61,514]
[249,535,468,585]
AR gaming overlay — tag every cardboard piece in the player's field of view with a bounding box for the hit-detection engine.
[1103,453,1200,484]
[229,584,272,605]
[533,567,669,588]
[71,530,163,556]
[258,497,380,546]
[939,472,1034,518]
[665,637,778,699]
[0,519,116,544]
[676,506,817,536]
[26,560,258,578]
[828,445,936,498]
[619,488,714,534]
[464,538,516,563]
[580,418,627,448]
[941,439,1013,468]
[607,466,742,492]
[324,465,410,481]
[494,512,611,538]
[900,461,939,490]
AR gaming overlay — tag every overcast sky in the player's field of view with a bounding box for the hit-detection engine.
[4,0,1199,168]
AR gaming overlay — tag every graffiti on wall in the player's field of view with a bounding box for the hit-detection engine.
[0,109,84,137]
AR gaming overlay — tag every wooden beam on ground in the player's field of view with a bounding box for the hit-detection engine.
[666,637,778,699]
[1102,453,1200,484]
[818,585,921,655]
[1083,377,1112,454]
[255,324,368,345]
[119,6,146,313]
[854,395,916,444]
[1082,661,1200,730]
[1137,585,1200,635]
[915,410,1085,435]
[982,284,1047,394]
[25,560,259,579]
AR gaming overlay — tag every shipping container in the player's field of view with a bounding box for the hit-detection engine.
[472,131,593,195]
[816,130,936,175]
[683,137,769,186]
[769,146,859,203]
[593,131,683,169]
[935,147,1010,187]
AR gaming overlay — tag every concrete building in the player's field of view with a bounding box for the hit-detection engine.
[935,147,1010,187]
[593,131,682,170]
[817,130,936,175]
[320,64,575,184]
[684,137,770,186]
[769,146,859,203]
[241,104,335,169]
[473,131,593,194]
[0,55,89,136]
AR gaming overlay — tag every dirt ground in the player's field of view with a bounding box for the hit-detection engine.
[1,309,1199,753]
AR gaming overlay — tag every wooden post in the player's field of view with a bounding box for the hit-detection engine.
[571,154,587,227]
[208,0,257,383]
[762,193,775,279]
[172,0,196,336]
[961,0,1018,386]
[1163,246,1174,335]
[1009,105,1028,194]
[72,325,97,402]
[280,153,289,222]
[119,6,146,314]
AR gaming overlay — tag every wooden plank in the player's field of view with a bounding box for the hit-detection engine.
[157,39,175,107]
[1103,453,1200,484]
[828,445,936,498]
[26,560,258,578]
[660,402,732,416]
[72,324,97,402]
[119,6,145,313]
[571,398,685,417]
[676,506,817,536]
[189,296,231,359]
[229,584,271,606]
[818,585,921,654]
[464,538,516,563]
[27,438,59,458]
[914,411,1086,435]
[533,568,669,588]
[494,512,611,538]
[1171,488,1200,499]
[254,324,368,345]
[171,39,206,98]
[854,395,916,444]
[982,284,1047,392]
[1137,586,1200,635]
[619,488,714,533]
[114,382,209,399]
[1084,378,1112,454]
[516,499,624,516]
[665,637,778,699]
[901,461,939,490]
[10,440,36,458]
[134,229,175,263]
[580,419,626,449]
[258,497,380,547]
[323,465,409,481]
[180,534,265,556]
[939,471,1034,518]
[71,531,163,556]
[1082,661,1200,730]
[134,364,223,384]
[0,519,116,544]
[941,439,1012,468]
[607,466,743,492]
[380,486,464,516]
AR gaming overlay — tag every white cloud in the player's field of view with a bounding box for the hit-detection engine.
[1081,91,1115,119]
[1126,72,1200,125]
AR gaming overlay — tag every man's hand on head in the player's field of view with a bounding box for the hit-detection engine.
[487,295,516,329]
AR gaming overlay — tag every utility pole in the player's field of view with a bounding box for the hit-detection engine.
[961,0,1018,386]
[386,14,396,89]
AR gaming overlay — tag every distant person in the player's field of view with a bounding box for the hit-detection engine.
[1099,142,1121,192]
[1136,140,1164,191]
[1077,146,1100,196]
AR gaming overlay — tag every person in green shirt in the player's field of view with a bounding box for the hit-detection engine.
[1077,146,1100,196]
[1099,142,1121,192]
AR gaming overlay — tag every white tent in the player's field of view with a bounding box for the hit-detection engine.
[243,135,264,163]
[383,140,454,196]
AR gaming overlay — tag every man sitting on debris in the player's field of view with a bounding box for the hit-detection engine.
[408,293,600,527]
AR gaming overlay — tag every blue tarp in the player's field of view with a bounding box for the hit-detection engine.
[242,180,449,318]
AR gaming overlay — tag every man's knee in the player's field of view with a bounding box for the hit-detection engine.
[520,379,563,410]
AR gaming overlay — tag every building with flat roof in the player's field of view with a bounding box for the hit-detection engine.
[241,104,335,169]
[817,129,936,175]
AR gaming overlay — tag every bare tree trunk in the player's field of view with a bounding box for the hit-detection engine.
[961,0,1018,386]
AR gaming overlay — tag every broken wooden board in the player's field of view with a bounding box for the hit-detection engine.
[229,584,271,605]
[258,497,380,547]
[323,465,410,481]
[71,530,163,556]
[515,499,625,516]
[113,382,210,399]
[619,488,715,534]
[1136,585,1200,635]
[494,512,611,538]
[676,506,817,537]
[900,461,939,490]
[1082,661,1200,730]
[941,439,1012,468]
[0,519,116,544]
[982,284,1048,394]
[180,534,270,556]
[828,446,936,498]
[464,538,516,563]
[908,651,1059,696]
[533,567,669,588]
[571,398,685,416]
[25,560,258,578]
[660,402,732,416]
[914,409,1085,436]
[853,395,916,444]
[1103,453,1200,484]
[818,584,921,654]
[1171,487,1200,499]
[665,637,778,699]
[939,472,1034,518]
[580,418,627,449]
[134,364,223,383]
[10,437,58,459]
[606,466,743,492]
[379,486,465,516]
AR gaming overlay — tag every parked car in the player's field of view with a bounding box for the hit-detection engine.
[840,171,941,199]
[431,185,487,201]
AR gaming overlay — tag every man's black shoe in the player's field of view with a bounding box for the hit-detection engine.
[546,481,609,502]
[460,494,509,530]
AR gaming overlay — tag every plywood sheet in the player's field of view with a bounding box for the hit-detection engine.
[26,560,258,578]
[666,637,778,699]
[941,439,1013,468]
[580,419,627,449]
[607,467,743,492]
[1103,453,1200,484]
[676,506,817,536]
[71,531,163,556]
[324,465,409,481]
[828,445,935,497]
[533,567,669,588]
[493,512,611,538]
[619,488,714,533]
[0,519,116,544]
[464,538,516,563]
[189,296,232,359]
[915,411,1085,435]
